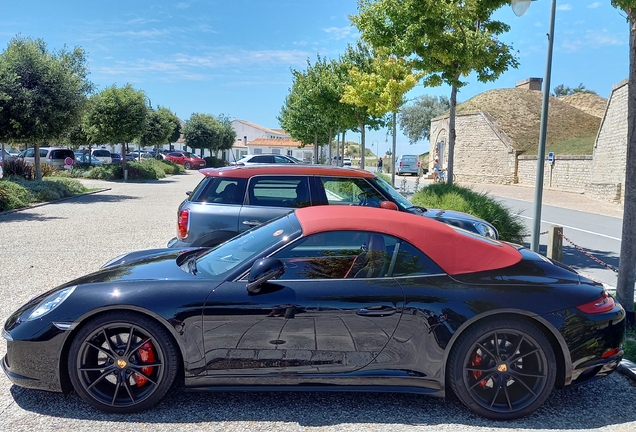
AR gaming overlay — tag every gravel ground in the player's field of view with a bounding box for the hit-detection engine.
[1,171,636,432]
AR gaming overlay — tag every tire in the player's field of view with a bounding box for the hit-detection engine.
[68,311,178,413]
[184,162,191,170]
[447,318,556,420]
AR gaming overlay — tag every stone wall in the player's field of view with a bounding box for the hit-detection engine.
[588,80,627,202]
[517,155,593,192]
[430,112,517,184]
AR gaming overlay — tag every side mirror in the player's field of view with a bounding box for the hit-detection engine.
[380,201,399,211]
[246,258,285,293]
[186,190,192,196]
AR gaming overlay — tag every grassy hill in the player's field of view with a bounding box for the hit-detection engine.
[455,88,603,155]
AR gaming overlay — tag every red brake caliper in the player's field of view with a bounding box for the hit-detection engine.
[135,342,155,386]
[471,352,488,388]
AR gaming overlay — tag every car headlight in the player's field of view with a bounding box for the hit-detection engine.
[28,286,76,321]
[475,222,497,239]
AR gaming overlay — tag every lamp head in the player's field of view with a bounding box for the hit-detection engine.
[511,0,532,17]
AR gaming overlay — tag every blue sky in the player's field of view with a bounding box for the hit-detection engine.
[0,1,629,156]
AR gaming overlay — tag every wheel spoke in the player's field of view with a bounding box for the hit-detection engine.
[87,340,115,359]
[465,365,496,373]
[468,371,496,390]
[123,376,136,403]
[101,328,118,354]
[510,372,538,396]
[110,380,122,406]
[79,365,111,372]
[86,368,117,391]
[511,335,525,357]
[510,347,540,363]
[129,336,152,355]
[493,331,501,359]
[489,379,502,408]
[510,369,546,379]
[131,369,159,386]
[129,361,162,369]
[502,379,513,411]
[476,342,497,361]
[123,326,135,356]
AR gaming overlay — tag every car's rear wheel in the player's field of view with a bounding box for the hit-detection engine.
[448,318,556,420]
[68,311,178,413]
[184,162,191,170]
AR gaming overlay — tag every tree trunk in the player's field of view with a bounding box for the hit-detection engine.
[616,13,636,327]
[313,132,318,164]
[34,143,42,181]
[328,128,332,163]
[447,84,458,185]
[121,141,127,181]
[360,122,366,169]
[391,111,397,188]
[341,130,346,166]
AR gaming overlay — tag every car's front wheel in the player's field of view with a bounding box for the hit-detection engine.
[184,162,191,170]
[448,318,556,420]
[68,311,178,413]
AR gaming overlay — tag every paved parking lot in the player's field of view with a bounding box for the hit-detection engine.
[1,171,636,431]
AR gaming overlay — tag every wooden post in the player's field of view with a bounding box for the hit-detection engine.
[547,226,563,262]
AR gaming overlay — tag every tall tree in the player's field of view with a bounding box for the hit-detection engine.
[552,83,597,97]
[140,106,179,152]
[342,51,420,185]
[612,0,636,326]
[0,36,92,179]
[183,113,223,156]
[84,84,148,176]
[353,0,518,184]
[399,95,451,144]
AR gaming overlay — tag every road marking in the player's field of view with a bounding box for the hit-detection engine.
[517,215,622,241]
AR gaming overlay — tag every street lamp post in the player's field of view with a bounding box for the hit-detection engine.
[512,0,556,252]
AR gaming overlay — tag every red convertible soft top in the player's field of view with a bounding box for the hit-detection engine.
[294,206,521,276]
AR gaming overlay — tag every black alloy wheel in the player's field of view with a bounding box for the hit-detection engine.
[184,162,191,170]
[68,311,178,413]
[448,318,556,420]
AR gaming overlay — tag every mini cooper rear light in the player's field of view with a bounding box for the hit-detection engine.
[576,291,615,314]
[602,347,621,359]
[177,209,190,239]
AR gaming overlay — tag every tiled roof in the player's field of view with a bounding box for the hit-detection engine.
[233,140,248,148]
[249,137,311,148]
[233,120,288,137]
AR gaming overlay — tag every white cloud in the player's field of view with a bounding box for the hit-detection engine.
[588,2,600,8]
[557,4,573,11]
[559,29,624,53]
[176,2,190,9]
[323,26,352,40]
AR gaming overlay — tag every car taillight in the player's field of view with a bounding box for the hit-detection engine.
[177,209,190,239]
[417,161,421,167]
[576,291,615,314]
[399,162,402,167]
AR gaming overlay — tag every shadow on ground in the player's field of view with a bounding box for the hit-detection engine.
[9,373,636,429]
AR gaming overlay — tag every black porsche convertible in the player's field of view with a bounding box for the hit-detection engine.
[2,206,625,420]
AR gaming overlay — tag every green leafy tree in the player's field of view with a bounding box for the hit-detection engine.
[140,106,179,152]
[553,83,597,97]
[0,36,92,179]
[342,51,420,185]
[399,95,451,144]
[612,0,636,326]
[84,84,148,175]
[183,113,223,156]
[353,0,518,184]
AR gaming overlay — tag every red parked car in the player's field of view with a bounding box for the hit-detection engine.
[165,151,206,170]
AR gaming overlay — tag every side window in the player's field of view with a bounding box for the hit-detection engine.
[25,149,35,157]
[248,176,309,208]
[272,231,395,279]
[197,178,246,204]
[40,149,48,157]
[391,240,443,277]
[320,177,385,208]
[253,155,272,163]
[274,155,291,164]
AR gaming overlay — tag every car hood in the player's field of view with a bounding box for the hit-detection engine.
[64,248,205,287]
[424,208,483,222]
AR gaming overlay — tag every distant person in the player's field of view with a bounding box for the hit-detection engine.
[433,157,441,183]
[377,157,383,173]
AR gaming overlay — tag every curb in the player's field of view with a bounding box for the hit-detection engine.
[618,359,636,381]
[0,188,111,216]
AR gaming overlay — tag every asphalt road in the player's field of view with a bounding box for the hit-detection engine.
[1,171,636,431]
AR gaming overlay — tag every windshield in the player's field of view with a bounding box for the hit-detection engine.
[195,213,302,278]
[373,176,415,211]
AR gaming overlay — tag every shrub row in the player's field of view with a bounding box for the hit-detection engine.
[0,177,88,212]
[53,159,186,181]
[411,182,527,243]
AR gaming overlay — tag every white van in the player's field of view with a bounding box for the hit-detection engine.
[395,155,420,176]
[91,149,112,164]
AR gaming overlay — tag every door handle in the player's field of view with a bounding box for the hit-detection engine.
[356,305,397,317]
[242,220,261,227]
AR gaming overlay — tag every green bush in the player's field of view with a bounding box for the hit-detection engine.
[0,180,31,211]
[4,158,35,179]
[155,159,185,175]
[126,160,165,180]
[411,182,527,243]
[0,176,87,211]
[204,156,227,168]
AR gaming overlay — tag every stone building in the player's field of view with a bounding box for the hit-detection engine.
[428,78,628,202]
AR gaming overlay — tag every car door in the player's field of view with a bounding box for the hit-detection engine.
[238,176,310,232]
[202,230,404,376]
